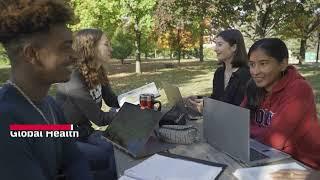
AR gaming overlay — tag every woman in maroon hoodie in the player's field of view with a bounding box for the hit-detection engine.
[241,38,320,173]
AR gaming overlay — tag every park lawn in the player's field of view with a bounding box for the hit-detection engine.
[0,59,320,113]
[106,59,216,107]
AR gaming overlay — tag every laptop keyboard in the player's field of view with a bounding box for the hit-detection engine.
[250,148,268,161]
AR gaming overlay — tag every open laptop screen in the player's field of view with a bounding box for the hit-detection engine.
[163,83,202,119]
[163,83,184,107]
[104,103,163,153]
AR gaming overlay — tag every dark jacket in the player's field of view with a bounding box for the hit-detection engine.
[211,64,251,105]
[0,84,92,180]
[56,70,119,138]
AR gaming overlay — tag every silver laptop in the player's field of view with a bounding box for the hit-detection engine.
[162,83,202,120]
[203,97,290,166]
[103,103,175,158]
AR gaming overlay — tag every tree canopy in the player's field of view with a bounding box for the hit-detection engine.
[2,0,319,67]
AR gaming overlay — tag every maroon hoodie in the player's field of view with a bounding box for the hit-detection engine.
[241,65,320,169]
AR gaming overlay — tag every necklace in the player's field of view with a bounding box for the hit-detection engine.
[224,68,239,89]
[224,71,233,89]
[6,80,54,124]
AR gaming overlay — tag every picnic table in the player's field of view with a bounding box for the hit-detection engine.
[113,118,303,179]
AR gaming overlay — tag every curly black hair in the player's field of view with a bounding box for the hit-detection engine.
[0,0,74,43]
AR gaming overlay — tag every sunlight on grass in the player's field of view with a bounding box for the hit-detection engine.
[0,60,320,116]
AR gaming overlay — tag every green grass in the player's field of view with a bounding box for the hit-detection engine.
[107,60,216,107]
[1,59,320,113]
[296,64,320,113]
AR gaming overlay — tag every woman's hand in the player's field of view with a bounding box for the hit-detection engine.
[271,169,320,180]
[187,98,204,113]
[183,96,197,103]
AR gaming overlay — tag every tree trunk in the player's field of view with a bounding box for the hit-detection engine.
[199,21,204,62]
[317,32,320,63]
[135,60,141,74]
[177,48,181,64]
[144,39,148,60]
[299,38,307,65]
[121,59,124,64]
[177,29,181,64]
[145,51,148,60]
[134,18,141,74]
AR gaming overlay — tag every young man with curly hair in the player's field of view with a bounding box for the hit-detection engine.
[0,1,93,180]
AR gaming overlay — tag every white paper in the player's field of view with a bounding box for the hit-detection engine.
[117,82,160,107]
[233,162,306,180]
[118,176,136,180]
[123,154,223,180]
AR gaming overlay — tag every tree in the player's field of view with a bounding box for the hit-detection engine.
[154,0,194,63]
[210,0,240,31]
[111,28,134,64]
[120,0,156,73]
[140,30,157,59]
[71,0,121,38]
[211,0,319,64]
[279,0,320,64]
[212,0,293,41]
[188,0,214,62]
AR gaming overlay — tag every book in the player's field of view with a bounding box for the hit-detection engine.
[119,153,226,180]
[233,162,306,180]
[117,82,160,107]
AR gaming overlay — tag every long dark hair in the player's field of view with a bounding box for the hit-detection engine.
[216,29,248,68]
[246,38,289,110]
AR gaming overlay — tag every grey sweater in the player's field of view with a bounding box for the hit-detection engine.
[56,70,119,138]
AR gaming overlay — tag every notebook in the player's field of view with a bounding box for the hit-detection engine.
[119,153,226,180]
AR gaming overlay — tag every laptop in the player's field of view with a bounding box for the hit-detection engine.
[103,103,176,158]
[162,83,202,120]
[203,97,290,166]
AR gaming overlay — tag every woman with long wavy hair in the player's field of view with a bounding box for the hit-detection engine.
[56,28,119,180]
